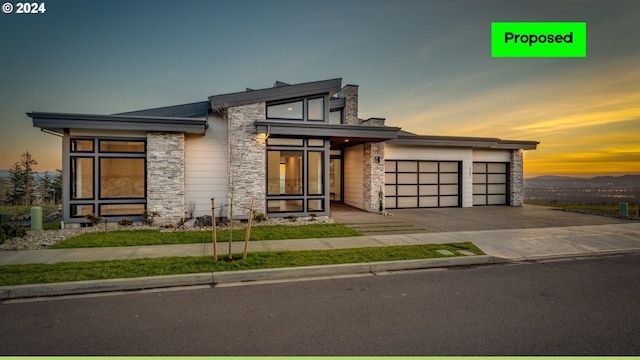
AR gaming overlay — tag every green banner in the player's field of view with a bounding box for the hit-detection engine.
[492,22,587,57]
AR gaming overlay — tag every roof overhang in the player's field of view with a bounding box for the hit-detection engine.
[210,78,343,109]
[27,112,208,135]
[388,133,538,150]
[254,120,400,148]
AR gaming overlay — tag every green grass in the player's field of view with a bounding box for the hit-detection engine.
[0,242,484,286]
[51,223,362,249]
[527,202,639,217]
[42,221,62,230]
[0,205,59,217]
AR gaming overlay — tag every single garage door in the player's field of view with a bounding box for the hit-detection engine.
[473,162,509,205]
[385,160,461,209]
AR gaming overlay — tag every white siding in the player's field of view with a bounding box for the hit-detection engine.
[473,149,511,162]
[385,144,474,207]
[343,144,364,209]
[184,115,228,217]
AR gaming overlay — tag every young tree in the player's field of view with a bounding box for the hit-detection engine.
[19,151,38,206]
[8,162,24,205]
[37,172,54,204]
[8,151,39,206]
[52,169,62,205]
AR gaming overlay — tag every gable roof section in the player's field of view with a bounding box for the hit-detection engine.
[27,112,208,135]
[209,78,342,109]
[390,130,538,150]
[116,101,210,117]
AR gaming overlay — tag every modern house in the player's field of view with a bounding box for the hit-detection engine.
[28,78,538,226]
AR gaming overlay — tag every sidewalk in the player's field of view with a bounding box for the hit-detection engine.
[2,222,640,265]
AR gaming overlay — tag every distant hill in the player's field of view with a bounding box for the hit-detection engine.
[525,175,640,204]
[526,175,640,188]
[0,170,59,179]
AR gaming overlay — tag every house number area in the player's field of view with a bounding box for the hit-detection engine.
[2,2,46,14]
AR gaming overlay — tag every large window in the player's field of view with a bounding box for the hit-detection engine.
[100,158,145,199]
[266,138,327,214]
[69,138,146,219]
[267,100,303,120]
[267,97,326,122]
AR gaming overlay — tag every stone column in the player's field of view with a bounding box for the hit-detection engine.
[363,141,386,213]
[227,102,267,218]
[147,132,185,225]
[510,149,524,206]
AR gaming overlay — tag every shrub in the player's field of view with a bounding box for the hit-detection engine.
[143,210,160,226]
[253,212,267,222]
[286,214,298,222]
[0,223,27,242]
[118,218,133,226]
[84,213,102,226]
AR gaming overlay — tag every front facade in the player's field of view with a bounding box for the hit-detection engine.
[29,78,538,225]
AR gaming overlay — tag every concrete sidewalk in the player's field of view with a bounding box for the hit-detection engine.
[2,222,639,265]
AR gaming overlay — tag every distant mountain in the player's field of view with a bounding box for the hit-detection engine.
[526,175,640,187]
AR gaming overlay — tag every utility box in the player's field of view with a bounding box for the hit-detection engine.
[31,206,43,230]
[619,203,628,217]
[0,212,6,224]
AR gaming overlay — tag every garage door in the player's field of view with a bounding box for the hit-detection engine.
[473,162,509,205]
[385,160,461,209]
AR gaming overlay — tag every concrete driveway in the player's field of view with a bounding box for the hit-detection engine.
[331,204,634,234]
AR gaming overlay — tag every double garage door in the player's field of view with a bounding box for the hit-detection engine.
[384,160,510,208]
[385,160,461,209]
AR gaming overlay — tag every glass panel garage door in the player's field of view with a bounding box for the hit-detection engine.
[385,160,460,209]
[473,162,509,205]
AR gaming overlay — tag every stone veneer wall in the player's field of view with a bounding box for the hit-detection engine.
[147,132,185,225]
[336,85,359,125]
[509,149,524,206]
[227,102,267,218]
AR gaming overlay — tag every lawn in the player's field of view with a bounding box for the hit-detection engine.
[52,223,362,248]
[0,242,485,286]
[527,202,639,218]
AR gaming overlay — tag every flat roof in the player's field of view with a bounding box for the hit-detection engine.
[27,112,208,135]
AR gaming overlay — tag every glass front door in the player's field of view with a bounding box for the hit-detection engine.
[329,153,342,202]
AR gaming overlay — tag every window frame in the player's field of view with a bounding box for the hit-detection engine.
[266,96,328,122]
[68,136,147,219]
[265,138,328,215]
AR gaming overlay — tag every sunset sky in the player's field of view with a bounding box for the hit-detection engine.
[1,0,638,178]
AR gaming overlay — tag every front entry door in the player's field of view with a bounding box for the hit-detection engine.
[329,154,343,202]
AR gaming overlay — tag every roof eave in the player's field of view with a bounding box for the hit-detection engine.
[27,112,208,134]
[210,78,343,109]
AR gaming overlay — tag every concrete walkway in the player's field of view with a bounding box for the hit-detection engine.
[2,222,639,265]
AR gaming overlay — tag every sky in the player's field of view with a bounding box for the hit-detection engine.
[1,0,638,178]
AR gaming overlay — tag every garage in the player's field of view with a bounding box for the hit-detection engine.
[473,162,509,205]
[385,160,461,209]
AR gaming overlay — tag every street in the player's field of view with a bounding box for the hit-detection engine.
[1,253,639,355]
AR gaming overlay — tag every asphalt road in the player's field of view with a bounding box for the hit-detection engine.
[1,254,639,356]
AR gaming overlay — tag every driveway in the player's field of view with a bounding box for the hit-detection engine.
[331,204,633,235]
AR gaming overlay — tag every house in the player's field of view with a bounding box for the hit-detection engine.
[28,78,538,226]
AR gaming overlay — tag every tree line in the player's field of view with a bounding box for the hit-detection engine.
[0,151,62,206]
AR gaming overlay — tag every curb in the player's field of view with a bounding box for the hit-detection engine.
[0,255,503,300]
